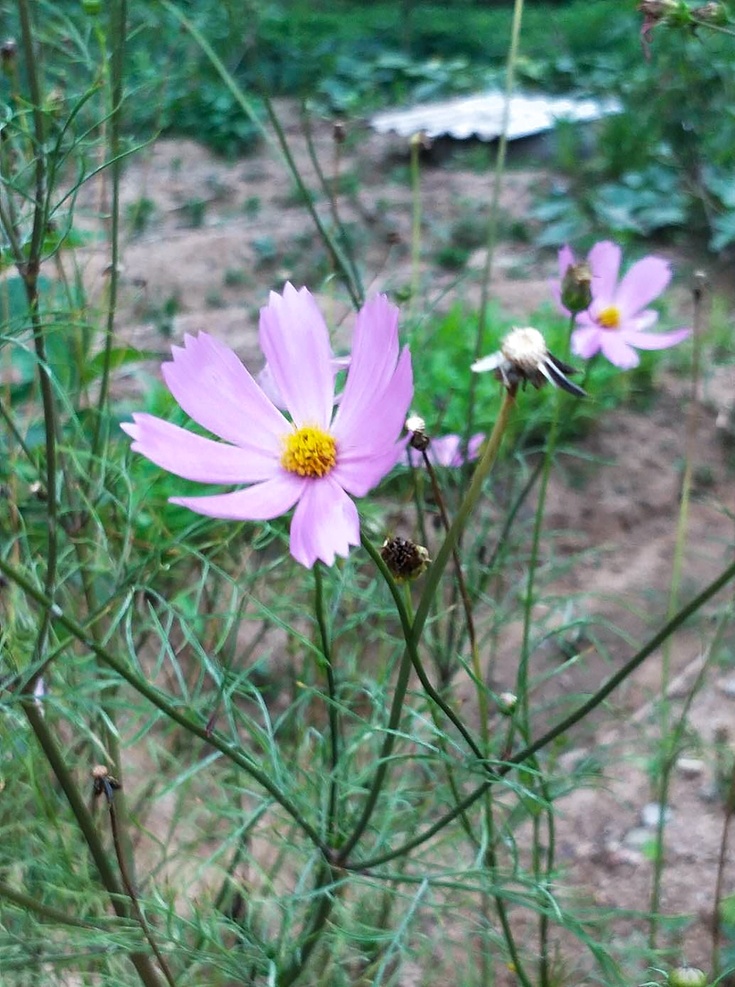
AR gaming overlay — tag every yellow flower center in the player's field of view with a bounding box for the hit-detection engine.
[597,306,621,330]
[281,426,337,478]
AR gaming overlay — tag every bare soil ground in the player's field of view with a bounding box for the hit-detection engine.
[75,101,735,982]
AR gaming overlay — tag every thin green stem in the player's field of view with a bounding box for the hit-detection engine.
[22,702,164,987]
[409,133,422,317]
[465,0,525,437]
[413,391,516,646]
[349,553,735,870]
[313,563,340,841]
[91,0,127,464]
[649,274,703,950]
[0,555,326,852]
[276,863,338,987]
[16,0,60,674]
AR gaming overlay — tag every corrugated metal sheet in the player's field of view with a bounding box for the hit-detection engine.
[370,90,621,142]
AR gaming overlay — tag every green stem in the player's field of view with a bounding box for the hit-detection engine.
[313,563,340,842]
[17,0,60,673]
[649,274,703,951]
[22,702,164,987]
[276,864,338,987]
[414,391,516,644]
[0,555,326,851]
[409,133,422,317]
[465,0,525,438]
[349,553,735,870]
[91,0,127,464]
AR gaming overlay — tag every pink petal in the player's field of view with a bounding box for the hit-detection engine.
[258,284,334,427]
[288,477,360,568]
[162,333,287,451]
[571,326,603,359]
[587,241,621,307]
[333,346,413,458]
[615,255,671,317]
[122,414,279,484]
[331,295,401,439]
[621,327,691,350]
[170,473,304,520]
[599,333,640,369]
[258,355,350,410]
[623,309,659,332]
[333,442,405,497]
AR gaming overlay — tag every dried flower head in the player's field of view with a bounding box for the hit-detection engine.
[0,39,17,64]
[381,536,431,582]
[471,327,586,398]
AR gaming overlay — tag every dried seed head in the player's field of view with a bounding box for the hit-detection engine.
[333,120,346,144]
[380,536,431,582]
[501,327,548,373]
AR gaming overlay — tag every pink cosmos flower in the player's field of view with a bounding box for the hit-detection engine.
[122,284,413,569]
[556,241,690,370]
[407,433,484,468]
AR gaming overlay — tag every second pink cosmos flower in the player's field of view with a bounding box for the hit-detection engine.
[123,284,413,569]
[556,240,691,370]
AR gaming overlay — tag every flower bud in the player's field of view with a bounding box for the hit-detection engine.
[497,692,518,716]
[406,415,430,452]
[692,2,727,25]
[667,967,707,987]
[560,261,592,314]
[82,0,103,14]
[380,537,431,582]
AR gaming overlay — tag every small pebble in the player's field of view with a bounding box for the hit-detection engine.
[717,676,735,699]
[676,757,705,779]
[623,827,651,850]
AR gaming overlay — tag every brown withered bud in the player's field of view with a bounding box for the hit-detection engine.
[560,261,592,315]
[92,764,121,801]
[333,120,346,144]
[381,536,431,583]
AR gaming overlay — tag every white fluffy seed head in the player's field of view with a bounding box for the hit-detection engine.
[500,327,548,371]
[406,415,426,434]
